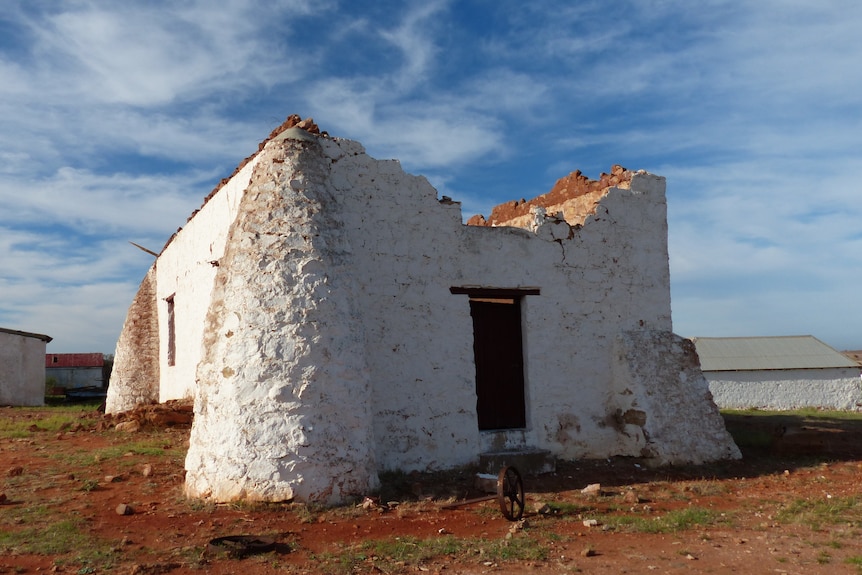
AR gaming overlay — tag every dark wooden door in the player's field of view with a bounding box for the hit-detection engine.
[470,299,526,430]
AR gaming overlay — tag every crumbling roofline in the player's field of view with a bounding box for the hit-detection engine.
[466,164,633,228]
[160,115,325,254]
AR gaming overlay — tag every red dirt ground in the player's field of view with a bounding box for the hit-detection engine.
[2,406,862,574]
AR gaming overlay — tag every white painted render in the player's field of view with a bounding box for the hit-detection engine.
[707,368,862,410]
[154,156,262,403]
[0,330,49,406]
[110,126,740,504]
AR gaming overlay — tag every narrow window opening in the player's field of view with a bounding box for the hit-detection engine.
[166,295,176,367]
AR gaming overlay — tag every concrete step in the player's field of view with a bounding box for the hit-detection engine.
[478,448,555,476]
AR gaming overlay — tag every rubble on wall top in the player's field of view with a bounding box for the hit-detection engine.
[467,165,633,227]
[160,115,324,254]
[199,114,325,209]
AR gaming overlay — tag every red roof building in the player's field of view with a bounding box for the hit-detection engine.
[45,353,105,389]
[46,353,104,368]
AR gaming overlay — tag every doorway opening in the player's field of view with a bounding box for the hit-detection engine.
[451,287,539,431]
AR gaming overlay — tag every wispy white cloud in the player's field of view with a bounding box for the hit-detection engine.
[0,168,210,237]
[378,0,449,91]
[22,0,321,107]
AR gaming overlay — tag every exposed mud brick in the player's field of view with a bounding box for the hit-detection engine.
[468,165,634,228]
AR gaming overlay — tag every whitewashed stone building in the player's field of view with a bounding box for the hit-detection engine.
[107,116,740,504]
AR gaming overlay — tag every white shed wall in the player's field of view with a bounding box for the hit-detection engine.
[707,368,862,410]
[0,332,48,406]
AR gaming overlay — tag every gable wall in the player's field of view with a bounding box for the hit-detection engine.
[106,266,160,412]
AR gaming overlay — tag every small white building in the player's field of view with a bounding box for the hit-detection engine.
[108,116,740,504]
[693,336,862,411]
[0,327,53,406]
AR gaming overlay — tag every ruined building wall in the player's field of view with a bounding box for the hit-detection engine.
[106,267,159,413]
[466,165,632,229]
[114,122,738,503]
[321,138,480,472]
[184,130,378,503]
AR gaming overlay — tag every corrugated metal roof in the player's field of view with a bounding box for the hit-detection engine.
[0,327,52,342]
[46,353,104,368]
[692,336,860,372]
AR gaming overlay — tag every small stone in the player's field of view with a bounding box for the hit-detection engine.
[535,503,552,515]
[581,546,596,557]
[115,421,141,433]
[0,492,7,503]
[474,473,498,493]
[581,483,601,496]
[105,475,124,483]
[622,490,641,504]
[8,466,23,477]
[141,464,153,477]
[583,519,600,527]
[116,503,134,516]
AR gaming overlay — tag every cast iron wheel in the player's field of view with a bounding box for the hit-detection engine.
[496,465,525,521]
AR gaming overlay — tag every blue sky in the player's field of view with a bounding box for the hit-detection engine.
[1,0,860,354]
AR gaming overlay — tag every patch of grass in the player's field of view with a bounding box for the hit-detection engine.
[680,481,728,497]
[314,534,548,574]
[0,407,99,439]
[600,506,723,534]
[79,478,100,492]
[0,517,86,555]
[776,496,862,530]
[545,501,598,516]
[846,556,862,573]
[722,408,862,422]
[186,498,217,513]
[724,428,774,448]
[817,550,831,564]
[51,439,174,467]
[289,502,326,524]
[0,509,117,571]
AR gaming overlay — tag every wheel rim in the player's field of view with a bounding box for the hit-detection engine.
[496,465,525,521]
